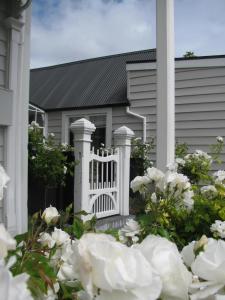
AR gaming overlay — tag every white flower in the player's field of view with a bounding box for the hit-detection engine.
[49,133,55,137]
[176,158,186,166]
[201,185,218,199]
[38,232,55,249]
[0,224,16,258]
[181,241,196,268]
[0,165,10,201]
[188,238,225,299]
[57,262,76,282]
[30,121,39,128]
[184,150,212,164]
[217,136,224,143]
[137,235,192,300]
[151,192,157,203]
[31,156,36,160]
[63,166,67,174]
[118,219,141,244]
[0,262,33,300]
[183,190,194,210]
[61,143,68,148]
[146,167,164,183]
[71,233,162,300]
[51,228,70,246]
[213,170,225,184]
[42,206,60,224]
[165,172,191,192]
[211,220,225,239]
[130,175,150,193]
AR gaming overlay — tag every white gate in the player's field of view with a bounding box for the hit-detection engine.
[89,148,119,218]
[71,118,134,218]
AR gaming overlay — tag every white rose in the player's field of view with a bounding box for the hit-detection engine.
[165,172,190,192]
[211,220,225,239]
[213,170,225,184]
[216,136,224,143]
[183,238,225,299]
[51,240,75,267]
[42,206,60,224]
[137,235,192,300]
[71,233,162,300]
[118,219,140,244]
[201,185,218,199]
[0,224,16,258]
[130,176,150,193]
[146,167,164,183]
[0,262,33,300]
[38,232,55,249]
[181,236,209,269]
[51,228,70,246]
[57,262,77,282]
[151,192,157,203]
[176,158,185,166]
[181,241,196,268]
[0,165,10,201]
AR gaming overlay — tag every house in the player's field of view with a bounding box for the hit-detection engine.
[30,49,225,167]
[0,0,31,234]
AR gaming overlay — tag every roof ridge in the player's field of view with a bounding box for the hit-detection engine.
[31,48,156,71]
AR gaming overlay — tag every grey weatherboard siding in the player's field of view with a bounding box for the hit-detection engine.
[126,66,225,168]
[0,4,7,88]
[47,65,225,170]
[0,2,7,223]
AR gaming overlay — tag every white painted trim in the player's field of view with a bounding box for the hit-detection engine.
[43,112,48,137]
[61,107,112,147]
[29,103,45,113]
[126,107,146,143]
[126,58,225,71]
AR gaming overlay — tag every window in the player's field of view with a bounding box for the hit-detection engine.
[62,108,112,148]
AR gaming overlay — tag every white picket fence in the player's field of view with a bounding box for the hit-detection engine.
[70,118,134,219]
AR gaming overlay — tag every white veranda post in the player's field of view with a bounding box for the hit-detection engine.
[156,0,175,171]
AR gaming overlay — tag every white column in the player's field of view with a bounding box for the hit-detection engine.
[156,0,175,171]
[114,126,134,216]
[70,118,96,213]
[4,7,31,235]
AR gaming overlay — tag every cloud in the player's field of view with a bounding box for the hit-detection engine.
[175,0,225,56]
[31,0,155,68]
[31,0,225,68]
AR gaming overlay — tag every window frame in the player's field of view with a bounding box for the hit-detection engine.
[61,107,112,148]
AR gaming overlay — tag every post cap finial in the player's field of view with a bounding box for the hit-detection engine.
[114,126,134,138]
[70,118,96,133]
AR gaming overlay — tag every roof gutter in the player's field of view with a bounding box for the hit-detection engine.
[126,107,146,143]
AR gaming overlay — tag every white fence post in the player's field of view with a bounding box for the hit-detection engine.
[114,126,134,216]
[70,118,96,213]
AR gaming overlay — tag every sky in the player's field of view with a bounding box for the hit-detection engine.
[31,0,225,68]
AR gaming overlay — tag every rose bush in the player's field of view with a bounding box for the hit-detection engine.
[1,134,225,299]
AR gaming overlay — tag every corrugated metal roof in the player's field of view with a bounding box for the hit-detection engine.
[30,49,156,111]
